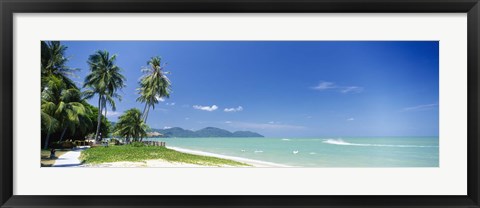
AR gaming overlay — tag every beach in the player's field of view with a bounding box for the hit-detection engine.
[147,137,440,167]
[167,146,290,167]
[74,136,439,168]
[80,146,289,168]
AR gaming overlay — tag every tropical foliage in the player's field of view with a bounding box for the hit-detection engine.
[41,41,170,149]
[41,41,111,149]
[41,76,91,149]
[113,108,148,142]
[41,41,77,90]
[83,50,125,141]
[137,56,171,123]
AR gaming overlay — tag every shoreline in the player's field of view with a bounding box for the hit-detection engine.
[79,145,291,168]
[167,146,291,167]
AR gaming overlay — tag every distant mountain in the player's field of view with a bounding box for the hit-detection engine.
[195,127,233,137]
[148,127,264,138]
[232,131,264,137]
[155,127,197,138]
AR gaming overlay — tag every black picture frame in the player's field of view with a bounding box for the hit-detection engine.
[1,0,479,207]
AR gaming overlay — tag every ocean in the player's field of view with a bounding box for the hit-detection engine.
[145,137,439,167]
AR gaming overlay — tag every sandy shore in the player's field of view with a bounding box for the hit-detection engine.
[81,146,290,168]
[167,146,290,167]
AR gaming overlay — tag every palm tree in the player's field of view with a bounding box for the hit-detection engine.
[41,101,59,149]
[55,89,89,142]
[41,76,90,148]
[113,108,148,143]
[83,50,125,141]
[137,56,171,123]
[41,41,77,90]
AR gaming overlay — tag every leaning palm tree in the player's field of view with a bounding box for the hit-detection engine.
[137,56,171,123]
[83,50,125,141]
[113,108,148,143]
[41,41,77,90]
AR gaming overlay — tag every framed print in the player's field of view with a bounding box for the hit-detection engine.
[1,0,479,207]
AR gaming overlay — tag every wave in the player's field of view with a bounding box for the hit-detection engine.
[322,138,438,148]
[281,138,291,141]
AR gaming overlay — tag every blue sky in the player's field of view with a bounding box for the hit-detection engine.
[62,41,439,137]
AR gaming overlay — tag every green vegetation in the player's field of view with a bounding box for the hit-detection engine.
[41,41,96,149]
[83,50,126,141]
[80,145,249,167]
[40,41,174,149]
[113,108,148,142]
[137,56,172,123]
[41,41,77,90]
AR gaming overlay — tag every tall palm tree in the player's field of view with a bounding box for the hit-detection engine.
[41,41,77,90]
[113,108,148,143]
[137,56,171,123]
[83,50,125,141]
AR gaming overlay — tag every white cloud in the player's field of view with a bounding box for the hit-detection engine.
[312,81,336,90]
[347,117,355,121]
[185,117,190,120]
[312,81,363,94]
[155,96,166,102]
[340,86,363,93]
[193,105,218,112]
[403,103,438,112]
[163,126,172,129]
[166,102,175,106]
[224,106,243,112]
[105,110,121,118]
[225,121,232,124]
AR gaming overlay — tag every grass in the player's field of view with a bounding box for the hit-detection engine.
[80,145,250,167]
[41,149,70,167]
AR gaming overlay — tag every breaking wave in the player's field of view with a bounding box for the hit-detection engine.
[322,138,438,148]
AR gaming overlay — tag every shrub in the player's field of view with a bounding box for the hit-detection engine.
[130,142,145,147]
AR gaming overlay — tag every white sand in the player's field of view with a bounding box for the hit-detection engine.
[167,146,290,167]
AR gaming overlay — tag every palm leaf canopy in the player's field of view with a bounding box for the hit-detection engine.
[137,56,172,108]
[41,41,78,89]
[114,108,148,141]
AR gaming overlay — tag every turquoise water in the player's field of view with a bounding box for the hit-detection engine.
[145,137,439,167]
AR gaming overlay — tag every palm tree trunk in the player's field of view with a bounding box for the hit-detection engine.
[59,127,68,142]
[142,102,148,119]
[94,95,103,141]
[43,132,51,149]
[144,106,150,123]
[104,101,107,119]
[102,99,108,139]
[103,98,108,123]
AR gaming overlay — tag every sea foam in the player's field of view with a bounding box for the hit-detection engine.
[322,138,438,148]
